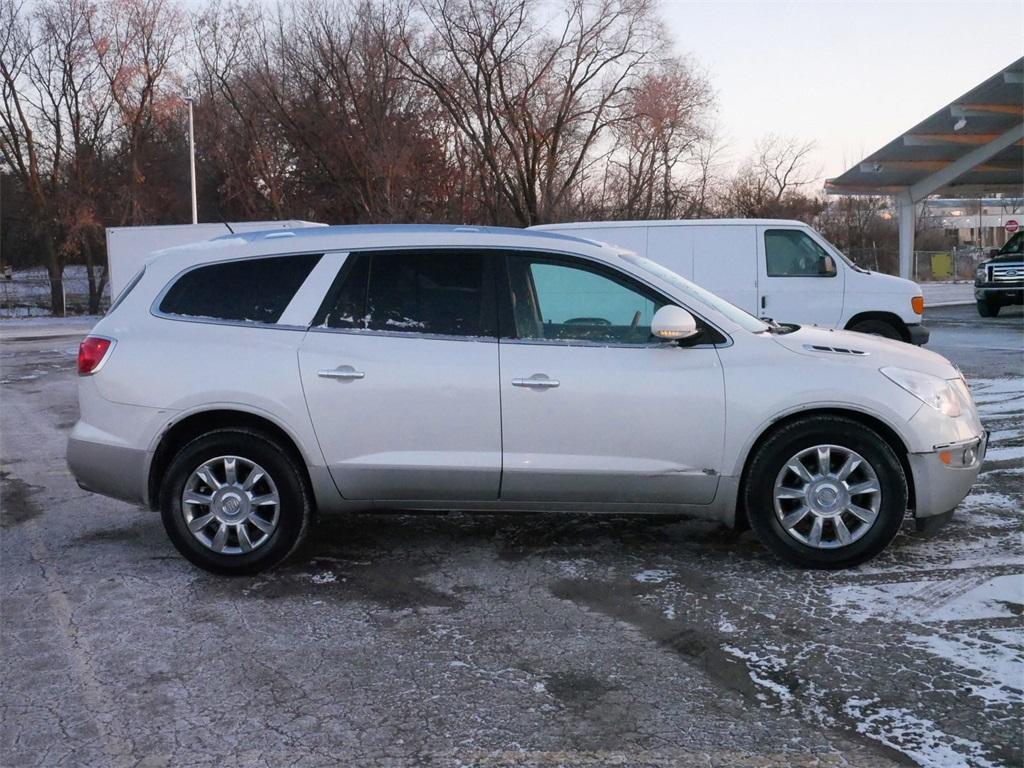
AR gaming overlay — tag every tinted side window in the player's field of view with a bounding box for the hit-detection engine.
[765,230,836,277]
[507,255,667,344]
[319,250,496,337]
[159,254,322,323]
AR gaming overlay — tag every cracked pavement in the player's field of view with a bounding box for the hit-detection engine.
[1,305,1021,767]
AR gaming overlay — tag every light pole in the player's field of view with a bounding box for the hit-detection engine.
[185,96,197,224]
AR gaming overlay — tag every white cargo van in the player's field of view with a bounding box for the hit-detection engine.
[533,220,928,345]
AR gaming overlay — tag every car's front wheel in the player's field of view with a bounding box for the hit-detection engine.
[744,416,908,569]
[848,318,903,340]
[159,429,312,575]
[977,298,1001,317]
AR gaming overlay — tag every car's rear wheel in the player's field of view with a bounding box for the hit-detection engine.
[977,298,1001,317]
[744,416,907,569]
[159,429,312,575]
[848,318,903,341]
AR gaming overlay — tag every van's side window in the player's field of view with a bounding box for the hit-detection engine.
[159,254,322,323]
[318,250,497,338]
[506,254,666,344]
[765,230,836,277]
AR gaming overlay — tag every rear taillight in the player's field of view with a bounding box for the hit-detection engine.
[78,336,114,375]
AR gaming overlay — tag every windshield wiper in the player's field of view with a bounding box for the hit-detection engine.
[759,317,798,334]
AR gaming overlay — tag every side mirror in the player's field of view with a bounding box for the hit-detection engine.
[823,255,837,275]
[651,305,699,341]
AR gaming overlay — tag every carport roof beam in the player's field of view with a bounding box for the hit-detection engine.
[825,57,1024,200]
[909,122,1024,201]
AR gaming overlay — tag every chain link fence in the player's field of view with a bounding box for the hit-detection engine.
[844,246,988,282]
[0,266,110,318]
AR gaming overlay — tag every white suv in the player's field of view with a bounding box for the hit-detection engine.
[68,225,985,574]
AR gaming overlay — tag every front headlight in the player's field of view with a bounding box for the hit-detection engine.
[881,367,961,417]
[975,265,987,282]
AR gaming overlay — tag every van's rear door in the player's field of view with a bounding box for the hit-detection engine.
[756,225,845,328]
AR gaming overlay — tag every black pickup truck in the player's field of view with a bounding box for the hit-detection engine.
[975,231,1024,317]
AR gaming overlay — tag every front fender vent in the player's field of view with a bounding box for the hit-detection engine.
[803,344,869,356]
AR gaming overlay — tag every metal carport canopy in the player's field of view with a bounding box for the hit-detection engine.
[824,57,1024,279]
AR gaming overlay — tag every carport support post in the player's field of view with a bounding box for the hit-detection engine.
[898,193,915,281]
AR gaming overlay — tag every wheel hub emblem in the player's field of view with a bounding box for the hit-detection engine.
[816,486,838,506]
[221,495,241,514]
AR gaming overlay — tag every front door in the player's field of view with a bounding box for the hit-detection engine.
[497,253,726,505]
[299,249,501,500]
[757,226,845,327]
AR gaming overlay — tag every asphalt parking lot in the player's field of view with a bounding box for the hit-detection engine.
[1,304,1021,768]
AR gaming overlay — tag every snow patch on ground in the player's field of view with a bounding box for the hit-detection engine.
[309,571,338,585]
[633,569,672,584]
[721,645,794,706]
[984,444,1024,462]
[843,697,1000,768]
[907,629,1024,708]
[829,573,1024,624]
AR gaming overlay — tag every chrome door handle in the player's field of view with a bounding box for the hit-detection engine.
[512,376,559,388]
[318,366,365,380]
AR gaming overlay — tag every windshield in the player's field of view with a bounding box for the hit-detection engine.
[813,232,866,272]
[619,251,770,334]
[997,231,1023,256]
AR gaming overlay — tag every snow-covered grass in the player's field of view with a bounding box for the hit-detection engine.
[0,266,109,317]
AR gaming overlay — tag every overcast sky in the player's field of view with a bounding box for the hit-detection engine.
[662,0,1024,187]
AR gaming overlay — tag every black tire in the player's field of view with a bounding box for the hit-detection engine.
[848,318,903,341]
[976,298,1000,318]
[744,416,908,569]
[159,428,313,575]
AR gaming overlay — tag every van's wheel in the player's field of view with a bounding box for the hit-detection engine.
[848,318,903,341]
[744,416,907,569]
[977,298,1000,317]
[159,428,312,575]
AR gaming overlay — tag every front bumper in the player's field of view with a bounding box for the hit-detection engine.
[975,283,1023,304]
[907,324,929,346]
[908,432,986,522]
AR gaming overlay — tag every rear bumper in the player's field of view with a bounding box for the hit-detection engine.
[67,428,150,506]
[908,433,986,521]
[907,324,930,346]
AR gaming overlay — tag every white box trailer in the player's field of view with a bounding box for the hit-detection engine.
[105,221,325,298]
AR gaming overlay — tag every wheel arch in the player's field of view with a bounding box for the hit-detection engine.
[733,407,914,531]
[147,408,314,512]
[844,311,910,342]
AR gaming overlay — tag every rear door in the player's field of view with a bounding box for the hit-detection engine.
[757,226,845,327]
[298,249,502,500]
[497,252,726,505]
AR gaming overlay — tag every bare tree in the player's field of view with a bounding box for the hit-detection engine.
[190,0,291,218]
[398,0,667,225]
[718,133,821,220]
[0,0,113,314]
[602,58,714,219]
[89,0,186,226]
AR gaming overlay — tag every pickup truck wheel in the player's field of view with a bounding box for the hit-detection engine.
[848,318,902,340]
[744,416,908,569]
[159,429,312,575]
[977,298,1000,317]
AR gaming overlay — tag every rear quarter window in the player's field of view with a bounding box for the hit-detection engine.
[158,254,322,324]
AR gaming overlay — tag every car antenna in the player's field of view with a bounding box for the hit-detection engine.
[215,203,235,234]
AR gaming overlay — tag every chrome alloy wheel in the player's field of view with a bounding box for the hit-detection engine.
[181,456,280,554]
[772,445,882,549]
